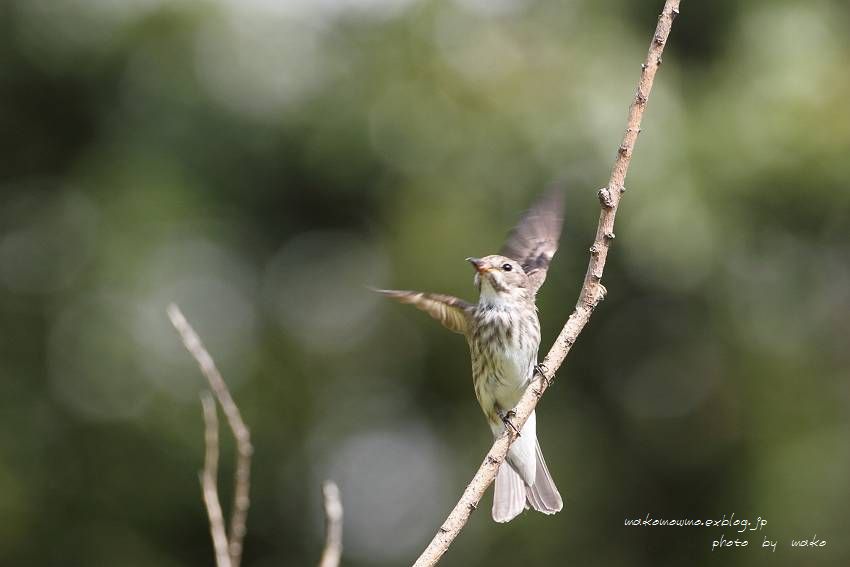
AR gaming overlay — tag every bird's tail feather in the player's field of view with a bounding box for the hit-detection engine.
[493,437,562,521]
[493,461,527,523]
[505,410,537,485]
[526,440,563,514]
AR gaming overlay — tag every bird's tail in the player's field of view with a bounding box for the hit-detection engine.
[526,439,563,514]
[492,411,563,522]
[493,460,526,523]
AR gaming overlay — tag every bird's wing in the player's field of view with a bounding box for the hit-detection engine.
[374,289,474,335]
[499,187,564,294]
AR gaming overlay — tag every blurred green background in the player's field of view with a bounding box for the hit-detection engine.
[1,0,849,565]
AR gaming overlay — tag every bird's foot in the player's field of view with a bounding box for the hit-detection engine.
[534,363,551,385]
[499,409,520,437]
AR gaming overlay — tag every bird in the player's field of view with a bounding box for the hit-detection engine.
[376,189,564,522]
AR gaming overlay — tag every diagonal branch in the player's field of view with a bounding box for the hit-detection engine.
[412,1,682,565]
[318,481,344,567]
[168,304,254,567]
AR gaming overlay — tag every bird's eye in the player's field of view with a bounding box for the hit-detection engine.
[502,263,512,271]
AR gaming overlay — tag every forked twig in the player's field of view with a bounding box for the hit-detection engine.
[168,304,254,567]
[200,392,233,567]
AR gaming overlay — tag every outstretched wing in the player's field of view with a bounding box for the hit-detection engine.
[374,289,473,335]
[499,187,564,294]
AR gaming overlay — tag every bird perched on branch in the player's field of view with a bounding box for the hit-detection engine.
[376,189,564,522]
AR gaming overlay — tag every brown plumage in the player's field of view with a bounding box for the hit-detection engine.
[377,188,565,522]
[499,188,564,295]
[372,290,473,335]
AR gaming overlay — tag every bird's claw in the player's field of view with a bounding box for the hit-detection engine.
[534,363,551,385]
[500,409,520,437]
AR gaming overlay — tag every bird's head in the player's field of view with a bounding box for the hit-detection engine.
[467,255,530,305]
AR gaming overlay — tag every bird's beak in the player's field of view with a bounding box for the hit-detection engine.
[466,257,489,274]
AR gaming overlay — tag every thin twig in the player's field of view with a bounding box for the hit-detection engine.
[168,303,254,567]
[200,392,233,567]
[412,1,682,565]
[318,481,344,567]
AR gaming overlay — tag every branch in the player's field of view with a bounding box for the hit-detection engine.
[412,1,682,565]
[318,481,344,567]
[200,392,233,567]
[168,304,254,567]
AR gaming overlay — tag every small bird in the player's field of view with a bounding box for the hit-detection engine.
[377,189,564,522]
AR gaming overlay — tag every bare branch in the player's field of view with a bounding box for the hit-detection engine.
[168,303,254,567]
[412,1,683,564]
[200,392,233,567]
[318,481,343,567]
